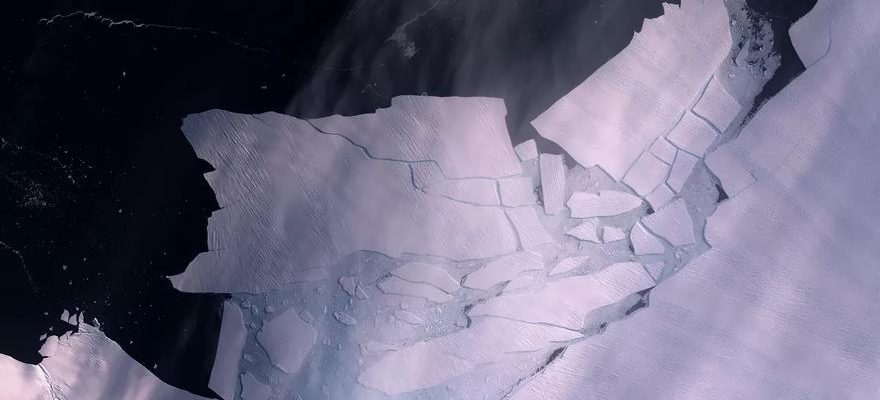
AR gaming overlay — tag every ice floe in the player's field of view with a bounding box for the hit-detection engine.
[539,154,566,215]
[464,251,544,290]
[567,191,643,218]
[209,302,247,400]
[256,308,317,375]
[641,198,695,246]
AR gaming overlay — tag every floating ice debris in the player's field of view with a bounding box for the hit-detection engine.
[464,251,544,290]
[630,222,665,255]
[602,226,627,243]
[391,261,460,293]
[567,191,643,218]
[425,179,500,205]
[240,372,272,400]
[706,146,755,197]
[514,139,539,161]
[649,138,677,164]
[333,311,357,326]
[539,154,566,215]
[393,310,424,325]
[505,207,556,249]
[667,112,718,156]
[565,220,601,242]
[692,75,741,132]
[209,302,247,400]
[339,276,357,297]
[645,184,676,211]
[256,308,318,375]
[624,152,670,195]
[667,150,698,192]
[548,255,590,276]
[641,198,695,246]
[379,276,454,303]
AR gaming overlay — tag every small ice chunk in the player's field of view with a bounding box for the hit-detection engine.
[514,139,539,161]
[505,207,556,249]
[464,251,544,290]
[567,191,643,218]
[391,262,460,293]
[241,372,272,400]
[630,223,665,255]
[425,179,499,206]
[256,308,318,375]
[642,262,664,282]
[566,220,601,243]
[667,151,698,192]
[209,302,247,400]
[645,184,676,211]
[379,276,454,303]
[642,198,695,246]
[666,112,717,156]
[339,276,357,297]
[333,311,358,326]
[706,145,755,197]
[39,335,59,358]
[60,309,70,324]
[623,152,669,195]
[539,154,566,215]
[693,76,742,132]
[549,255,590,276]
[789,1,831,68]
[393,310,424,325]
[498,177,537,207]
[602,226,627,243]
[649,138,677,164]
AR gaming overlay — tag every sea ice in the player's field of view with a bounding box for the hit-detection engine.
[667,150,698,192]
[630,222,665,255]
[623,152,669,195]
[790,1,831,68]
[548,255,590,276]
[378,276,454,303]
[666,112,718,156]
[425,179,500,205]
[539,154,566,214]
[391,261,460,293]
[256,308,318,375]
[601,226,626,243]
[645,183,676,211]
[240,372,272,400]
[692,75,741,132]
[565,220,601,243]
[209,302,247,400]
[567,191,643,218]
[514,139,539,161]
[649,138,677,164]
[505,207,556,249]
[641,198,695,246]
[463,251,544,290]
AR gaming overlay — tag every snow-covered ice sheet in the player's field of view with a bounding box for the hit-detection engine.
[510,1,880,398]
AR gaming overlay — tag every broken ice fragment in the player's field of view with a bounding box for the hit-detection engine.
[567,191,643,218]
[333,311,357,326]
[425,179,499,206]
[692,75,741,132]
[641,198,695,246]
[241,372,272,400]
[393,310,424,325]
[642,262,664,282]
[463,251,544,290]
[256,307,318,375]
[565,220,601,243]
[470,262,655,330]
[602,226,626,243]
[391,261,460,293]
[645,183,676,211]
[503,275,536,292]
[514,139,539,161]
[309,96,522,179]
[539,154,566,214]
[338,276,357,297]
[549,255,590,276]
[498,176,537,207]
[505,207,556,249]
[667,151,698,192]
[623,152,670,195]
[666,112,718,156]
[630,223,665,255]
[379,276,454,303]
[209,302,247,400]
[410,162,445,188]
[649,138,677,164]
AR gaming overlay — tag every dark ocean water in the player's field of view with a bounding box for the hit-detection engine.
[0,0,813,397]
